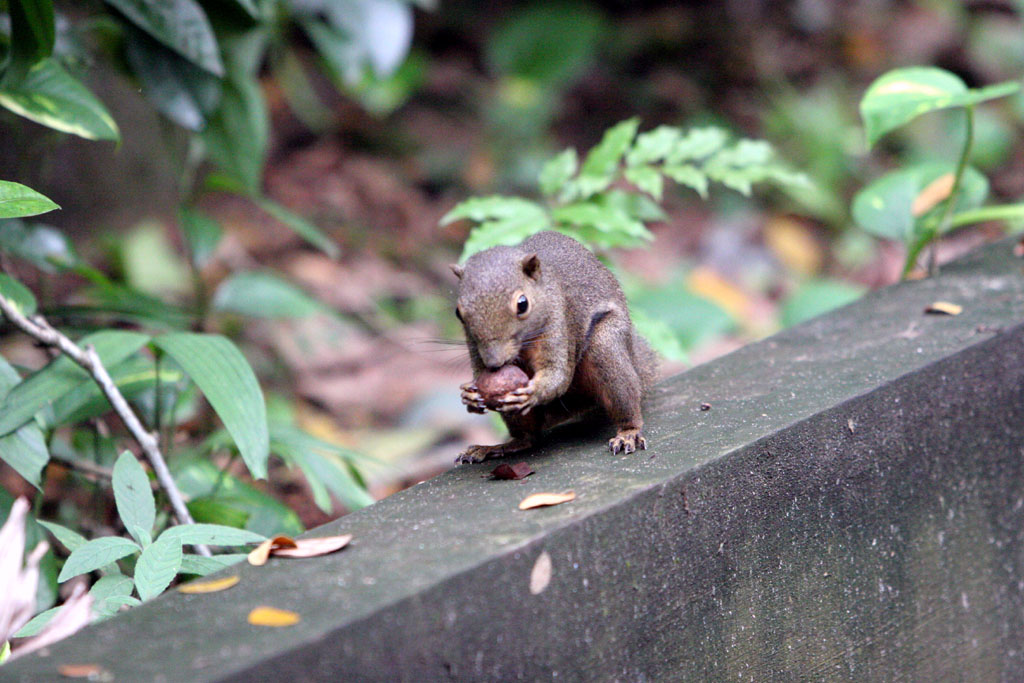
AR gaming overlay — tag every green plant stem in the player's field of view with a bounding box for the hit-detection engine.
[948,203,1024,229]
[905,104,975,278]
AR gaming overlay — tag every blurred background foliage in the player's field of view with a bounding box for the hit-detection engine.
[3,0,1024,621]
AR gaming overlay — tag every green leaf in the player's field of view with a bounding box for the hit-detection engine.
[538,149,578,197]
[0,330,150,437]
[153,333,269,478]
[37,520,87,552]
[442,196,546,225]
[631,309,687,362]
[0,219,75,270]
[459,214,552,261]
[663,164,709,198]
[212,271,323,319]
[0,273,37,316]
[134,534,182,601]
[202,71,267,194]
[105,0,224,76]
[271,425,374,512]
[4,0,56,86]
[13,606,60,638]
[0,58,120,141]
[780,279,866,327]
[666,127,728,164]
[626,126,682,166]
[630,282,735,350]
[0,181,60,219]
[124,25,222,131]
[112,451,156,546]
[860,67,1020,147]
[253,197,339,259]
[58,536,140,582]
[578,117,640,185]
[184,497,249,528]
[178,206,222,266]
[852,163,988,242]
[88,574,135,617]
[623,166,664,201]
[552,201,652,243]
[159,522,264,547]
[0,417,48,488]
[179,553,247,576]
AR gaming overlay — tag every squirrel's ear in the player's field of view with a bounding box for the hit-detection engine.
[521,253,540,280]
[450,263,464,279]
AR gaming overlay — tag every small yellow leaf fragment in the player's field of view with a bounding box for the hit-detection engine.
[271,535,352,559]
[519,491,576,510]
[924,301,963,316]
[911,173,954,217]
[178,575,240,594]
[248,606,301,627]
[529,551,552,595]
[58,663,106,678]
[247,535,297,566]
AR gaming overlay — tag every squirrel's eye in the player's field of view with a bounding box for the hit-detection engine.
[455,307,464,322]
[516,295,529,316]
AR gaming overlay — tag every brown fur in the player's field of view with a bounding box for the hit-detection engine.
[452,231,658,463]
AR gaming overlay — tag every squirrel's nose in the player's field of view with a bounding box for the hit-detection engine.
[479,342,514,369]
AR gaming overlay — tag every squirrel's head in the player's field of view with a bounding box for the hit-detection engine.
[451,247,546,370]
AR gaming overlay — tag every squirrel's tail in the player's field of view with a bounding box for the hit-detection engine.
[631,330,660,391]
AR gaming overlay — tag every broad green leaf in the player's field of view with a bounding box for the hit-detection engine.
[124,25,222,131]
[178,206,222,266]
[0,330,150,437]
[852,163,988,242]
[623,166,664,201]
[213,271,323,318]
[860,67,1020,147]
[0,219,75,270]
[538,149,578,197]
[5,0,56,85]
[58,536,140,582]
[552,201,651,240]
[271,425,374,512]
[153,333,269,478]
[781,279,866,327]
[37,520,87,552]
[44,357,182,430]
[179,553,247,576]
[254,197,340,259]
[442,196,548,226]
[0,418,48,489]
[88,574,135,618]
[630,282,735,350]
[184,497,249,528]
[0,58,119,141]
[134,534,182,600]
[0,181,59,219]
[0,273,37,316]
[13,606,60,638]
[105,0,224,76]
[459,213,552,261]
[173,455,303,537]
[626,126,682,166]
[159,522,264,547]
[112,451,156,546]
[202,71,267,194]
[579,117,640,182]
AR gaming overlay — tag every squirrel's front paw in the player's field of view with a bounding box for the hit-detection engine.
[496,380,538,415]
[456,444,495,464]
[609,429,647,455]
[460,382,487,414]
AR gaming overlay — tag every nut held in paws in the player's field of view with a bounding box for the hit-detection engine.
[476,365,529,409]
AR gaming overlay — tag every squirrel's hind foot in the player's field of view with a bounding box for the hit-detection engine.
[609,429,647,455]
[455,436,534,465]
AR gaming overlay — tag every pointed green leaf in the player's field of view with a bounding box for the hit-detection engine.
[105,0,224,76]
[0,181,59,219]
[666,127,728,164]
[37,520,87,552]
[663,164,709,198]
[153,333,269,478]
[5,0,56,86]
[271,425,373,512]
[0,273,37,316]
[179,553,247,576]
[0,330,150,437]
[0,58,119,141]
[253,197,339,259]
[112,451,156,546]
[88,574,135,604]
[134,534,182,601]
[623,166,663,201]
[626,125,682,166]
[212,271,323,319]
[159,523,264,547]
[579,117,640,180]
[202,72,266,193]
[178,206,222,267]
[58,536,140,582]
[0,420,48,489]
[459,212,552,261]
[13,606,61,638]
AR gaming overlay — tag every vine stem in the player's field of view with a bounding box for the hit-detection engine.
[906,104,976,278]
[0,295,211,557]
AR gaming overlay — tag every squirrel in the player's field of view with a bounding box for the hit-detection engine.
[451,230,658,464]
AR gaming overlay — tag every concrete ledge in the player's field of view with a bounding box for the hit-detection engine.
[7,237,1024,681]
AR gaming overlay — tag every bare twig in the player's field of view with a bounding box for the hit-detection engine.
[0,296,211,557]
[49,454,115,482]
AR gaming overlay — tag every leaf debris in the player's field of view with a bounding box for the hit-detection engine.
[519,491,576,510]
[492,463,534,480]
[924,301,962,316]
[247,535,297,566]
[247,606,301,627]
[178,575,241,594]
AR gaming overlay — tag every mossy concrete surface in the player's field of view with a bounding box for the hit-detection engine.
[7,238,1024,681]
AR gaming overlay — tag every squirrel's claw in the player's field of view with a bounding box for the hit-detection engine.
[496,380,537,415]
[460,382,487,413]
[609,429,647,455]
